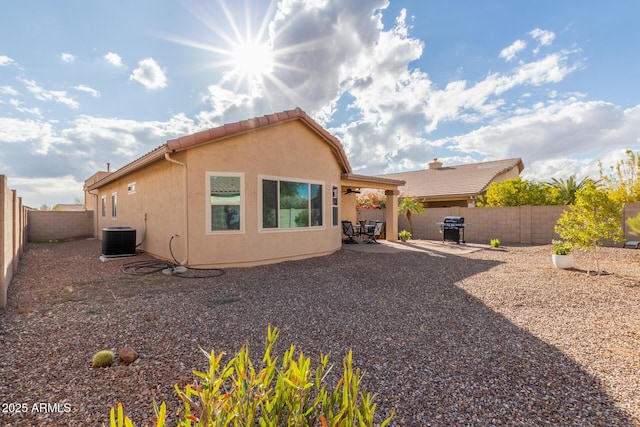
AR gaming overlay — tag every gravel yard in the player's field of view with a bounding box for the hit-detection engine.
[1,239,639,426]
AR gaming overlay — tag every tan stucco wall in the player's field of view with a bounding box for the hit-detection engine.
[87,120,345,267]
[87,159,185,262]
[183,120,343,267]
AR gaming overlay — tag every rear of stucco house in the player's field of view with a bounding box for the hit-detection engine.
[84,109,403,268]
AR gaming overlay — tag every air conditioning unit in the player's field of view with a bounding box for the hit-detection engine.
[102,227,136,257]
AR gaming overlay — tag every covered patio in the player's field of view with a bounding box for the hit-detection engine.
[340,173,405,242]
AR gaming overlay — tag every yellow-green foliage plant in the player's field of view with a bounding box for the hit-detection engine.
[490,238,500,248]
[92,350,115,368]
[110,326,393,427]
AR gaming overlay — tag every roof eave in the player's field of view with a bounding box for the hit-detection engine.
[341,173,405,190]
[86,146,167,191]
[165,109,353,175]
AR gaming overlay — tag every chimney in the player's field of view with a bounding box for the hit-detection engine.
[429,158,443,169]
[107,162,111,172]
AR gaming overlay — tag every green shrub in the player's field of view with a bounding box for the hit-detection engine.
[110,327,393,426]
[490,238,500,248]
[93,350,115,368]
[552,240,572,255]
[398,230,411,241]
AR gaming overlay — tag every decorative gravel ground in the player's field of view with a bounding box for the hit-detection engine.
[0,239,639,426]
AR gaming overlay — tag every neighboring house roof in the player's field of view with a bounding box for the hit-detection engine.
[379,158,524,199]
[53,204,84,211]
[87,108,353,191]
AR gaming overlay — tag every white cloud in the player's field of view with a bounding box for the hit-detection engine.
[530,28,555,46]
[8,99,42,117]
[0,55,15,66]
[530,28,555,54]
[74,84,101,98]
[447,101,640,169]
[0,117,50,142]
[9,175,85,207]
[129,58,167,90]
[105,52,124,67]
[59,52,75,63]
[197,85,251,126]
[0,85,19,96]
[19,78,79,109]
[499,40,527,62]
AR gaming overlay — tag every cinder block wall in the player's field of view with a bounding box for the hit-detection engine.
[361,203,640,245]
[1,175,27,311]
[27,211,94,242]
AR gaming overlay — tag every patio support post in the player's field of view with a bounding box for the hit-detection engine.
[385,189,399,241]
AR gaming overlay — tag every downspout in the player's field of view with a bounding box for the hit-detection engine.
[164,152,189,265]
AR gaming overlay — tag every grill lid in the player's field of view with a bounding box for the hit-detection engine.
[443,216,465,224]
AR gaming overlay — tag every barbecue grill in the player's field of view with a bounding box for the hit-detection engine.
[436,216,468,244]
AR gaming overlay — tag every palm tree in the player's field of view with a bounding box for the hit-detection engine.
[397,195,424,236]
[546,175,592,205]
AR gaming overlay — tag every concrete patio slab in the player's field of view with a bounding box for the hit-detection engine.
[342,239,488,255]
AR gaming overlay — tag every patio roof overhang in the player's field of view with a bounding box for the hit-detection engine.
[340,173,405,191]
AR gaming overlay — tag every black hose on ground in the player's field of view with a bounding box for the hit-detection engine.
[121,235,225,278]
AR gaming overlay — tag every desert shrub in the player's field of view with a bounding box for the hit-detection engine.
[110,326,393,426]
[490,238,500,248]
[398,230,411,241]
[552,240,572,255]
[93,350,115,368]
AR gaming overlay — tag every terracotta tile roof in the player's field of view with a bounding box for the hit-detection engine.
[165,107,352,173]
[87,108,352,190]
[378,158,524,198]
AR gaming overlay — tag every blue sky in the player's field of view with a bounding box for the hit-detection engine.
[1,0,639,207]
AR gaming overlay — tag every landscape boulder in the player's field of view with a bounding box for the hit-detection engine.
[118,347,138,364]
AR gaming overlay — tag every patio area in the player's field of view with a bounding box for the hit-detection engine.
[1,239,639,426]
[342,238,488,255]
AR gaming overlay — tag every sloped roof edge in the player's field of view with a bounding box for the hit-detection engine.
[477,158,525,194]
[341,173,405,188]
[86,146,166,191]
[376,158,525,198]
[87,108,353,191]
[166,108,352,173]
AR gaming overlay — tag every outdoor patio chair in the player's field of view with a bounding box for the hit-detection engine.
[364,221,384,244]
[341,220,359,244]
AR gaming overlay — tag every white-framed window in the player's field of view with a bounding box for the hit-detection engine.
[127,182,136,194]
[206,172,244,233]
[260,175,324,230]
[101,195,107,218]
[332,185,339,227]
[111,192,117,218]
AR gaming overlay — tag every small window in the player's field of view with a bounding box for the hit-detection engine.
[207,173,244,233]
[111,192,117,218]
[127,182,136,194]
[332,186,339,226]
[101,195,106,218]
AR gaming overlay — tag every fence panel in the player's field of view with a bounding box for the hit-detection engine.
[27,211,94,242]
[1,175,27,311]
[359,203,640,245]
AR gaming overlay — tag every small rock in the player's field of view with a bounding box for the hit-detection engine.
[118,347,138,364]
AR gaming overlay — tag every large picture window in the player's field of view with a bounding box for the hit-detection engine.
[261,177,323,230]
[207,173,244,233]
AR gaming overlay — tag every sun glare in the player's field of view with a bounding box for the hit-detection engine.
[165,1,288,98]
[229,40,274,85]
